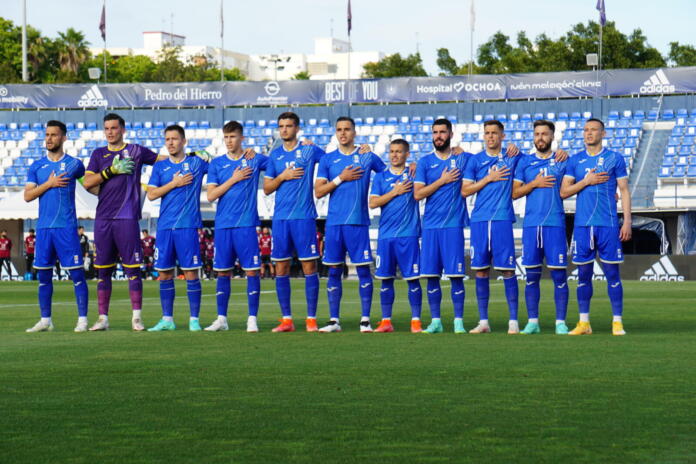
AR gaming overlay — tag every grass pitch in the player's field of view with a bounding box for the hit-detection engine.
[1,278,695,463]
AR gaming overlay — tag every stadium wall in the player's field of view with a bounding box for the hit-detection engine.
[1,95,696,126]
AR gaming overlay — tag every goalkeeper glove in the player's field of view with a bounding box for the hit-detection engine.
[188,150,212,163]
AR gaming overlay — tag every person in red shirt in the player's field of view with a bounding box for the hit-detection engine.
[141,229,156,279]
[24,229,36,280]
[0,230,13,279]
[203,229,214,279]
[259,227,274,279]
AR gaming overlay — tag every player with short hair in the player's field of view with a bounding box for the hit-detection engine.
[24,120,89,332]
[369,139,423,333]
[512,120,570,335]
[561,118,632,336]
[83,113,160,331]
[258,227,274,279]
[146,124,208,332]
[205,121,268,332]
[263,111,325,332]
[413,118,469,334]
[462,120,524,334]
[141,229,155,279]
[314,116,386,333]
[24,229,36,280]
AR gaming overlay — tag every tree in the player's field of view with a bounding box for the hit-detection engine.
[436,48,459,76]
[55,27,90,79]
[292,71,311,80]
[668,42,696,66]
[363,53,427,78]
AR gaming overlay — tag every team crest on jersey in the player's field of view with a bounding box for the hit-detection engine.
[363,250,369,259]
[353,154,360,164]
[242,159,248,168]
[122,149,130,159]
[183,163,190,171]
[296,150,302,158]
[60,162,66,171]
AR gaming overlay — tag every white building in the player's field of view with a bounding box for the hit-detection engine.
[91,33,384,81]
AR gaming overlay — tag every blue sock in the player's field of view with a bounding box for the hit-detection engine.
[603,263,623,317]
[187,279,201,318]
[305,273,319,318]
[70,269,88,318]
[577,263,594,316]
[524,268,542,319]
[504,276,519,321]
[426,277,441,319]
[380,279,395,319]
[356,265,373,318]
[276,275,292,318]
[159,279,175,317]
[216,275,231,316]
[38,269,53,318]
[247,274,261,317]
[407,279,422,319]
[327,267,343,320]
[451,277,464,319]
[551,269,569,321]
[475,276,489,320]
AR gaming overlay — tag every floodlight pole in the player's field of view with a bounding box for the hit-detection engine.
[22,0,28,82]
[103,0,107,83]
[220,0,224,82]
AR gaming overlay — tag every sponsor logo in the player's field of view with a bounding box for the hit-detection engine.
[360,283,371,288]
[0,86,29,104]
[568,260,606,281]
[264,81,280,96]
[639,69,675,94]
[509,79,601,92]
[640,256,685,282]
[143,87,222,102]
[78,85,108,108]
[415,81,503,95]
[427,289,439,294]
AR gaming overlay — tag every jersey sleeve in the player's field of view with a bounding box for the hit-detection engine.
[257,154,269,171]
[462,155,477,182]
[140,146,159,166]
[200,158,209,175]
[371,153,386,173]
[72,158,86,179]
[207,161,219,185]
[312,144,326,162]
[316,155,330,181]
[563,156,577,180]
[264,155,277,179]
[86,151,100,174]
[26,162,38,185]
[615,154,628,180]
[148,164,162,188]
[416,158,429,184]
[369,173,383,196]
[513,155,527,183]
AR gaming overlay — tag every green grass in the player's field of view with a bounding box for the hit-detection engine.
[1,279,695,463]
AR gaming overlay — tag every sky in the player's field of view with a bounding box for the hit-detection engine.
[3,0,695,75]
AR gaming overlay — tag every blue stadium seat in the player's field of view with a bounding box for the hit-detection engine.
[677,108,689,118]
[244,120,256,128]
[689,155,696,165]
[319,119,330,127]
[268,120,278,129]
[447,115,458,124]
[0,123,6,131]
[520,113,532,122]
[634,110,645,119]
[199,121,211,129]
[154,121,165,129]
[484,114,494,122]
[647,110,659,121]
[546,112,556,120]
[30,122,42,130]
[676,156,689,166]
[673,166,686,177]
[353,118,363,126]
[610,138,624,148]
[376,117,387,126]
[690,109,696,118]
[663,109,675,120]
[411,116,422,124]
[557,112,569,121]
[131,122,142,129]
[662,155,675,166]
[608,111,619,120]
[533,113,544,121]
[496,114,507,122]
[424,116,435,125]
[87,122,97,130]
[688,166,696,177]
[473,114,483,122]
[570,112,581,121]
[672,126,685,135]
[668,137,681,146]
[625,138,638,148]
[387,117,398,125]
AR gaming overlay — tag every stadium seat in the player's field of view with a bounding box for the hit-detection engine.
[484,114,494,122]
[570,112,581,121]
[663,109,675,120]
[673,166,686,177]
[521,113,531,122]
[608,111,619,120]
[448,115,458,124]
[690,108,696,118]
[424,116,434,125]
[647,110,659,121]
[533,113,544,121]
[387,117,398,125]
[688,166,696,177]
[199,121,211,129]
[473,114,483,122]
[496,114,507,122]
[634,110,645,120]
[677,108,689,118]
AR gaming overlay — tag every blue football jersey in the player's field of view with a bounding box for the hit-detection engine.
[265,142,325,220]
[316,148,386,226]
[463,149,521,223]
[207,153,268,228]
[564,148,628,227]
[513,153,567,228]
[148,156,208,230]
[370,167,420,239]
[26,154,85,229]
[414,152,469,229]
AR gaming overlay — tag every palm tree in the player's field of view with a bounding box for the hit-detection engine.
[56,28,90,75]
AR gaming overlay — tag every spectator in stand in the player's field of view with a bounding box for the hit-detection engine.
[259,227,274,279]
[25,229,37,280]
[78,226,90,258]
[0,230,13,279]
[141,229,156,279]
[203,229,215,280]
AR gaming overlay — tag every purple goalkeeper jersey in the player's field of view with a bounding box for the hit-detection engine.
[86,144,159,220]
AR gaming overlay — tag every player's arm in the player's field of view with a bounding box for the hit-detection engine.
[413,168,460,201]
[23,171,68,202]
[461,166,510,198]
[147,173,194,201]
[263,166,304,195]
[617,178,632,241]
[369,180,412,208]
[314,165,364,199]
[511,173,556,199]
[83,157,134,189]
[206,166,252,202]
[559,169,609,199]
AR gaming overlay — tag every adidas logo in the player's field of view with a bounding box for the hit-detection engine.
[78,85,108,108]
[640,256,684,282]
[568,260,606,281]
[639,69,675,94]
